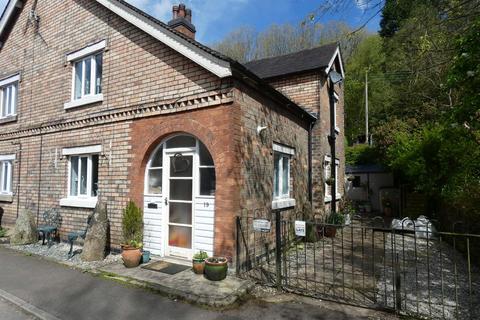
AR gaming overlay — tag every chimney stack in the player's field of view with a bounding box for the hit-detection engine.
[168,3,196,39]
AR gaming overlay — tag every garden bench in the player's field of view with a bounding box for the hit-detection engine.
[37,208,61,247]
[67,213,93,258]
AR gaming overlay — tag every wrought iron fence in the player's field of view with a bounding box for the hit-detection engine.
[237,213,480,320]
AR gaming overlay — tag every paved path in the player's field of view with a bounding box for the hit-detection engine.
[0,246,394,320]
[0,297,37,320]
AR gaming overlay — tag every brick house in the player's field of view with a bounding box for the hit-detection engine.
[0,0,345,263]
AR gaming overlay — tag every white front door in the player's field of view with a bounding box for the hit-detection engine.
[164,152,194,259]
[144,134,216,260]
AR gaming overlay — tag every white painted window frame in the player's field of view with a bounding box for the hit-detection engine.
[0,74,19,119]
[272,143,295,210]
[324,155,341,202]
[60,145,101,208]
[0,154,14,195]
[333,92,340,134]
[64,41,106,110]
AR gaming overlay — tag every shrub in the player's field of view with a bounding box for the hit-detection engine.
[193,251,208,260]
[122,201,143,248]
[0,227,5,238]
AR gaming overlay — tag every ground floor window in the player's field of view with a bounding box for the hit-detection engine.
[272,143,295,210]
[0,156,14,194]
[324,155,340,202]
[69,154,99,197]
[60,145,101,208]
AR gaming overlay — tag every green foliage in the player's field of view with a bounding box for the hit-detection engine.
[122,201,143,248]
[0,227,6,238]
[326,212,345,225]
[193,251,209,260]
[345,144,381,165]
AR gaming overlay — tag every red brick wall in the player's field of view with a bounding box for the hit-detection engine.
[268,71,346,218]
[128,103,242,259]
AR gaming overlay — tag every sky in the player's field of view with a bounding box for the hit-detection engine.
[0,0,381,45]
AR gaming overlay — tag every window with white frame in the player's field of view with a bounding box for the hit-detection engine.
[0,155,15,195]
[324,155,340,201]
[68,154,99,198]
[65,40,105,109]
[272,143,295,209]
[0,74,19,119]
[60,145,101,208]
[333,92,339,133]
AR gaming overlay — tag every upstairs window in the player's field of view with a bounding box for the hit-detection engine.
[0,74,19,119]
[65,40,106,109]
[73,53,103,101]
[0,155,15,195]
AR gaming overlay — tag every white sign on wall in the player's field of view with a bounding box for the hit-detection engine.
[295,220,306,237]
[253,219,271,233]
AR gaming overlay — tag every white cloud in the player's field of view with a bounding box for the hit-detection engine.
[355,0,370,11]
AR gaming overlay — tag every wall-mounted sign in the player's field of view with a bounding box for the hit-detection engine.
[295,220,306,237]
[253,219,271,233]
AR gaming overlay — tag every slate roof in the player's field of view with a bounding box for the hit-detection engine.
[244,43,338,79]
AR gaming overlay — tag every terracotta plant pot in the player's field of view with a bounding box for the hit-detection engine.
[324,226,337,238]
[121,245,142,268]
[192,258,206,274]
[204,257,228,281]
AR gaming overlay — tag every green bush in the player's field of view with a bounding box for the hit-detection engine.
[326,212,345,225]
[193,251,208,260]
[345,144,381,165]
[0,227,6,238]
[122,201,143,248]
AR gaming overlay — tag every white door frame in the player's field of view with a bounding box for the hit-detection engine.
[163,148,196,259]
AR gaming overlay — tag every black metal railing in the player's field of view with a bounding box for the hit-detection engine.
[237,213,480,320]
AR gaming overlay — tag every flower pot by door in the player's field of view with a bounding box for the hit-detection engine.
[122,246,142,268]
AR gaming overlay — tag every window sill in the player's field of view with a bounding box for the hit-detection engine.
[60,197,97,209]
[335,127,340,134]
[272,198,296,210]
[0,115,17,124]
[324,194,342,203]
[64,94,103,110]
[0,194,13,202]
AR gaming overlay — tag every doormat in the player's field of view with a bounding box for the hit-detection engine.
[141,261,190,275]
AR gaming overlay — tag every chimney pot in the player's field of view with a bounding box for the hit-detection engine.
[168,3,196,39]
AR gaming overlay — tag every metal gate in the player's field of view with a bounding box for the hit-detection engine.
[237,212,480,320]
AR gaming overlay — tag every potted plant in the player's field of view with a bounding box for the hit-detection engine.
[121,201,143,268]
[192,251,208,274]
[204,257,228,281]
[324,212,345,238]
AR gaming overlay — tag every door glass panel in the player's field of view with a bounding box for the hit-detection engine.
[148,169,162,194]
[150,146,163,167]
[199,142,214,166]
[168,225,192,248]
[80,156,88,195]
[169,202,192,224]
[169,179,192,200]
[166,135,196,148]
[170,155,192,177]
[200,168,216,196]
[70,156,79,196]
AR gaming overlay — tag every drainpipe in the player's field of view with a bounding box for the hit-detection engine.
[308,121,314,204]
[328,81,337,217]
[36,131,43,226]
[11,141,22,219]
